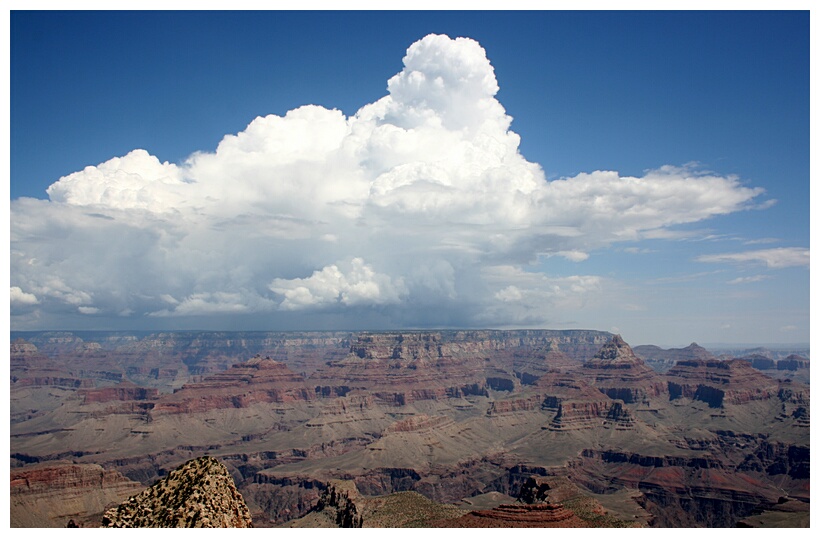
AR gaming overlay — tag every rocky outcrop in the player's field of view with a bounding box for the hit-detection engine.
[583,335,666,403]
[10,462,143,527]
[101,456,252,528]
[665,359,780,408]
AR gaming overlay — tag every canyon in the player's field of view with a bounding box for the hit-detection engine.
[8,329,810,527]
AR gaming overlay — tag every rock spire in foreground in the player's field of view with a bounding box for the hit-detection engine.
[101,456,252,528]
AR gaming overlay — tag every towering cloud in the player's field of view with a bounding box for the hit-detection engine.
[10,34,766,329]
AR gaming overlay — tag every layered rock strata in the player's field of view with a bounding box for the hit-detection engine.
[582,335,666,403]
[307,333,502,405]
[531,372,626,430]
[10,462,143,527]
[80,381,159,404]
[664,359,781,408]
[10,340,93,388]
[150,356,313,415]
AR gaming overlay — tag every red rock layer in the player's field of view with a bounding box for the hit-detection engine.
[307,333,495,406]
[487,394,543,415]
[10,462,143,527]
[81,381,159,404]
[150,356,313,415]
[530,372,636,430]
[570,449,786,526]
[582,335,666,403]
[665,359,781,408]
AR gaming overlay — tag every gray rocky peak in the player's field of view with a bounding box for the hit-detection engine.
[101,456,252,528]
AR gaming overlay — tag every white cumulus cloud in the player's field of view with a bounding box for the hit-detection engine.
[270,258,406,311]
[10,286,39,306]
[10,34,770,329]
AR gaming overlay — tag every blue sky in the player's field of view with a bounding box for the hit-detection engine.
[9,10,810,346]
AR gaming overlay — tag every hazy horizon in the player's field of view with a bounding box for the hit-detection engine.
[7,327,811,352]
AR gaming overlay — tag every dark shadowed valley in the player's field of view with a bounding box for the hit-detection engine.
[9,330,810,528]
